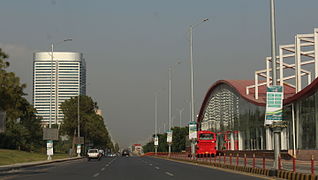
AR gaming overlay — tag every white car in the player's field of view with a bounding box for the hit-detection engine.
[87,149,101,161]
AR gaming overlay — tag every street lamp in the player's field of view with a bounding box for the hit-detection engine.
[50,38,72,128]
[269,0,281,170]
[154,92,158,154]
[189,18,208,158]
[77,84,85,157]
[167,61,181,156]
[47,38,72,161]
[189,18,208,123]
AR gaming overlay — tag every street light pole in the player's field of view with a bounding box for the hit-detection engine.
[270,0,281,170]
[48,38,72,160]
[189,18,208,158]
[154,92,158,154]
[168,66,172,156]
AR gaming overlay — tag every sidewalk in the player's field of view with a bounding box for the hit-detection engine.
[0,156,83,172]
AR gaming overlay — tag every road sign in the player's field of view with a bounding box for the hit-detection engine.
[74,137,84,144]
[167,130,173,143]
[0,111,6,133]
[188,121,197,140]
[265,86,283,125]
[43,128,59,140]
[154,136,159,146]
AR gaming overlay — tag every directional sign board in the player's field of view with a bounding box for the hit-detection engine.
[0,111,6,133]
[74,137,84,144]
[43,128,59,140]
[265,86,283,126]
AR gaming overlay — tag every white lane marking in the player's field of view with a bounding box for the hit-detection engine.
[165,172,174,176]
[105,164,109,167]
[155,166,160,170]
[149,164,152,166]
[93,173,100,177]
[101,168,105,171]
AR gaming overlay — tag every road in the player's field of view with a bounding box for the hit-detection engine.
[0,156,267,180]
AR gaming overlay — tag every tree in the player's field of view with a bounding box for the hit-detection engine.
[60,95,113,150]
[0,48,43,151]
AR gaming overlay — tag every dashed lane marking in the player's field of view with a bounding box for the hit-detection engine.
[155,167,160,170]
[93,173,100,177]
[149,164,152,166]
[101,168,105,171]
[165,172,174,176]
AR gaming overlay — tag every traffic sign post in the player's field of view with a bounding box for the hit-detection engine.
[154,136,158,154]
[188,121,197,159]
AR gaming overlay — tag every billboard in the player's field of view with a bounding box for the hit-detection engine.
[43,128,59,140]
[154,136,159,146]
[188,121,197,140]
[265,86,283,125]
[167,130,173,143]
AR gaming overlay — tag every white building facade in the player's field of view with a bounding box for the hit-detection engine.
[33,52,86,126]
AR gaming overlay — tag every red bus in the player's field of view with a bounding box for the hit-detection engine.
[196,130,217,157]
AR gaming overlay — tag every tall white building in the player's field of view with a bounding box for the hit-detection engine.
[33,52,86,126]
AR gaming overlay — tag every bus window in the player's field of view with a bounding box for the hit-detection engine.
[199,133,214,140]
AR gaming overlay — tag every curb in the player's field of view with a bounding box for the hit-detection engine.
[0,157,83,172]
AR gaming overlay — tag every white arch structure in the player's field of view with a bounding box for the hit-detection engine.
[246,28,318,99]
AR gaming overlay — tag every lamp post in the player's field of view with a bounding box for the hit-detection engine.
[269,0,281,170]
[48,38,72,161]
[154,92,158,154]
[189,18,208,158]
[50,38,72,128]
[167,61,181,156]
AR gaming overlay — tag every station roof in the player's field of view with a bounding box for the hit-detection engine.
[197,80,296,123]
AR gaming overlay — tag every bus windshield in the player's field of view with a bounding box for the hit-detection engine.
[199,133,214,140]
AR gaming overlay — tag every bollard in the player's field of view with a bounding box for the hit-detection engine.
[214,153,217,162]
[236,153,239,166]
[219,153,221,163]
[278,155,281,170]
[252,153,255,168]
[292,156,296,172]
[262,156,265,169]
[244,154,247,167]
[210,154,212,164]
[230,154,232,166]
[311,155,315,175]
[224,153,226,164]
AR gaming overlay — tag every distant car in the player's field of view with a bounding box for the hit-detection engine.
[122,149,130,157]
[87,149,102,161]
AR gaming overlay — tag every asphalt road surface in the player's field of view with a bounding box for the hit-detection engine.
[0,156,267,180]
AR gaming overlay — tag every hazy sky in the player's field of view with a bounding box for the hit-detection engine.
[1,0,318,147]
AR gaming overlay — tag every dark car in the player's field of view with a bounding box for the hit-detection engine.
[122,149,130,157]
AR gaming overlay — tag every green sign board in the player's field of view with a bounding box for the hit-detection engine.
[265,86,283,125]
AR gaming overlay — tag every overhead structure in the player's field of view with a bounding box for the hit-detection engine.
[247,28,318,99]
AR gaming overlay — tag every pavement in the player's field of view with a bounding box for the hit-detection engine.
[0,156,269,180]
[0,156,82,172]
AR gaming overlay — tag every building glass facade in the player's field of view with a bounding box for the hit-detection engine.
[33,52,86,126]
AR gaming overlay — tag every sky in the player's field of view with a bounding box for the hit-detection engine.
[1,0,318,147]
